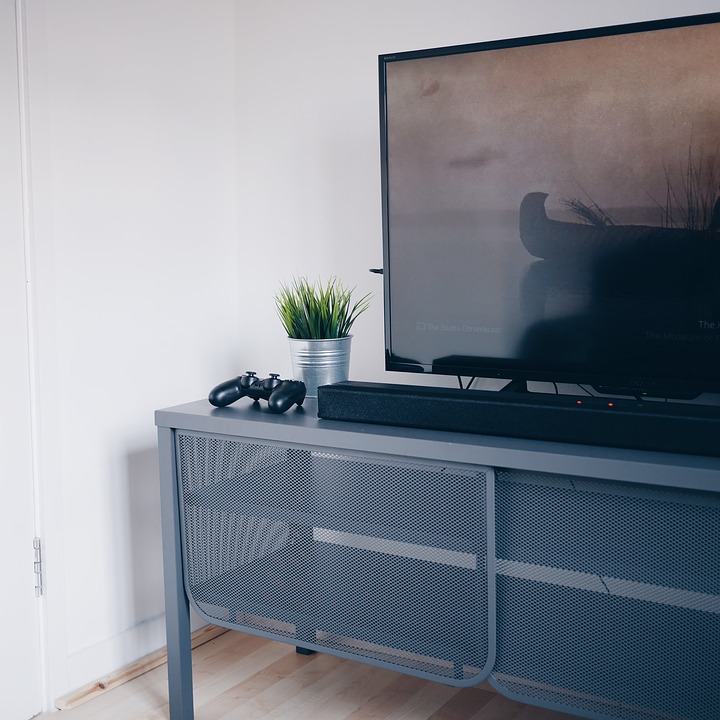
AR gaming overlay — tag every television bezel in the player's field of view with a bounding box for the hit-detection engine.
[378,11,720,398]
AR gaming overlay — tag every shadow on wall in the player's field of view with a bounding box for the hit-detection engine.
[124,447,165,633]
[118,443,207,669]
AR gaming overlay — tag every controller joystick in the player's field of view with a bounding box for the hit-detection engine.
[208,372,306,413]
[260,373,283,392]
[239,371,257,386]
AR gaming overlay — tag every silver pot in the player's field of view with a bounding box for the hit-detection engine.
[288,336,352,398]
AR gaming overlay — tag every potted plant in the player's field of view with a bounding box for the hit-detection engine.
[275,276,371,397]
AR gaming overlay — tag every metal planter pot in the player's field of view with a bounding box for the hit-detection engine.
[288,336,352,398]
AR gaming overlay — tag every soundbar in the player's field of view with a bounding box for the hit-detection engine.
[317,381,720,457]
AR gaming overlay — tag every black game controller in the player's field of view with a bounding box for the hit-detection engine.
[208,372,306,413]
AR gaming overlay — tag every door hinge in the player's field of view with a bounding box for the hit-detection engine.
[33,537,43,597]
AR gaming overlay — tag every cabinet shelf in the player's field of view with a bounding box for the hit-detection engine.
[181,493,482,556]
[187,528,488,682]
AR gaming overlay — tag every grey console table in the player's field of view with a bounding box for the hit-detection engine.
[156,398,720,720]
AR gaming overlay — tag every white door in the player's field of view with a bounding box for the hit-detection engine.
[0,1,44,717]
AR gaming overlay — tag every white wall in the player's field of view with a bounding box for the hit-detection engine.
[11,0,719,709]
[22,0,239,703]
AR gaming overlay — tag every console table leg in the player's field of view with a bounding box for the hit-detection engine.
[158,427,195,720]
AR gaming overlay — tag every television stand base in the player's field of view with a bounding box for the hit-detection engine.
[592,383,702,401]
[499,379,531,393]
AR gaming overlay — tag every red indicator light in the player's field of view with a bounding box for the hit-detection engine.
[576,400,583,405]
[608,402,614,407]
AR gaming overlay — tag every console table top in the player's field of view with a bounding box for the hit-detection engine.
[156,398,720,493]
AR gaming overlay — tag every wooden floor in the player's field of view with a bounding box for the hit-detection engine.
[37,631,581,720]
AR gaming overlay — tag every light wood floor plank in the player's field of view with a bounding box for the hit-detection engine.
[251,654,382,720]
[209,649,348,720]
[382,680,459,720]
[306,663,404,720]
[193,637,298,711]
[427,686,497,720]
[36,630,584,720]
[192,630,272,684]
[342,673,433,720]
[467,692,529,720]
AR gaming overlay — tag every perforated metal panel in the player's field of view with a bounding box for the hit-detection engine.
[491,470,720,720]
[175,431,494,685]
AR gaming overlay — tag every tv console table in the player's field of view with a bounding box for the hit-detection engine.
[156,398,720,720]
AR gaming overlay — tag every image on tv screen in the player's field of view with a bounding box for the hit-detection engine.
[382,16,720,389]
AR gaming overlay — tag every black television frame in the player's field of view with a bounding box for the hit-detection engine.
[378,12,720,398]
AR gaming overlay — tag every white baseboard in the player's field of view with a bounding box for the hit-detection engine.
[58,617,224,710]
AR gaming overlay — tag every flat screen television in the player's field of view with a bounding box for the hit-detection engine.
[379,12,720,399]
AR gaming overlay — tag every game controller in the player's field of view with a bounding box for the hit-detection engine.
[208,372,306,413]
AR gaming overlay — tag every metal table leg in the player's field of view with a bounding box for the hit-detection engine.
[158,427,194,720]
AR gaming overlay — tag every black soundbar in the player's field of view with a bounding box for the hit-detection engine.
[317,381,720,457]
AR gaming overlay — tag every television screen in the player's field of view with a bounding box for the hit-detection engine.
[379,12,720,397]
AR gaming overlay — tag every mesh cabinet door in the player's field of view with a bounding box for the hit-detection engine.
[175,431,495,686]
[492,470,720,720]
